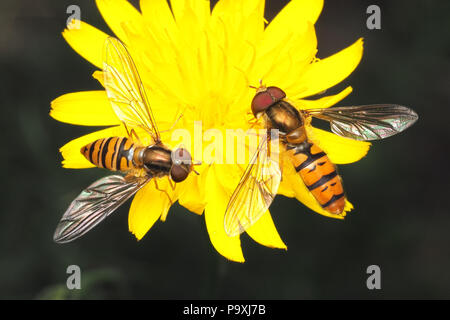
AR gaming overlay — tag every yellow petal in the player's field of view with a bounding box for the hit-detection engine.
[170,0,210,26]
[140,0,174,21]
[293,86,353,109]
[204,165,245,263]
[276,153,295,198]
[253,1,323,93]
[211,159,286,249]
[263,0,323,44]
[157,177,181,222]
[278,180,295,198]
[212,0,264,21]
[177,166,209,215]
[245,210,287,250]
[140,0,177,35]
[254,22,317,93]
[297,38,364,98]
[62,20,110,68]
[92,71,104,87]
[212,163,244,194]
[128,178,176,240]
[211,0,265,51]
[306,127,371,164]
[59,125,127,168]
[96,0,145,43]
[50,91,119,126]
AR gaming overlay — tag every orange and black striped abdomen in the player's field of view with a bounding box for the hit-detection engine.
[287,142,346,215]
[81,137,136,171]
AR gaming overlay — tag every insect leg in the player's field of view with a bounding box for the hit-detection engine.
[248,118,259,127]
[154,179,173,205]
[123,121,131,137]
[167,176,176,191]
[129,129,142,144]
[159,112,184,134]
[122,121,142,144]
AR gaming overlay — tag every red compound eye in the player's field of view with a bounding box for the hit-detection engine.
[251,91,273,116]
[251,86,286,117]
[266,86,286,101]
[170,148,192,183]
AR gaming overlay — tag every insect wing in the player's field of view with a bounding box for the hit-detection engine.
[307,104,418,141]
[224,134,282,237]
[103,37,160,141]
[53,175,149,243]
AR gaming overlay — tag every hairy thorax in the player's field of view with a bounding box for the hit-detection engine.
[265,101,307,144]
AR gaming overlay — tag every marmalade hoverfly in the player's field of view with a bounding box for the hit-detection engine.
[53,38,193,243]
[224,84,418,236]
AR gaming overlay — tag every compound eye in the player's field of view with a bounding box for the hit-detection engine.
[266,86,286,101]
[251,92,273,117]
[170,148,192,183]
[170,164,189,182]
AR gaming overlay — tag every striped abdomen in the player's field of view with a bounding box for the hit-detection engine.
[81,137,136,171]
[287,141,345,215]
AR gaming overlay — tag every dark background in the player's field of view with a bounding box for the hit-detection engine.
[1,0,448,299]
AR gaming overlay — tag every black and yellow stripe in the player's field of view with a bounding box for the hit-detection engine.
[81,137,135,171]
[287,141,345,215]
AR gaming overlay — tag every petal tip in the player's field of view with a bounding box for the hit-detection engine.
[227,255,246,263]
[131,232,144,241]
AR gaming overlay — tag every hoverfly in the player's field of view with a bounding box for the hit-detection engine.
[53,37,193,243]
[224,84,418,236]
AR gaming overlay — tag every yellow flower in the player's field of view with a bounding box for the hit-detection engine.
[51,0,369,262]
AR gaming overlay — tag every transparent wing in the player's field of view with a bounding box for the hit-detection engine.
[103,37,160,141]
[224,134,282,237]
[53,175,149,243]
[305,104,418,141]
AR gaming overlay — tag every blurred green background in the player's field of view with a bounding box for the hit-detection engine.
[1,0,448,299]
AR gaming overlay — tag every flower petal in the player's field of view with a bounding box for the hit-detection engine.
[296,38,364,98]
[254,0,323,94]
[255,22,317,93]
[204,165,245,263]
[96,0,145,43]
[258,0,323,65]
[140,0,176,31]
[265,0,323,37]
[128,178,176,240]
[293,86,353,109]
[211,0,265,70]
[170,0,211,26]
[59,125,127,168]
[92,71,105,87]
[50,91,119,126]
[212,0,264,22]
[278,181,295,198]
[177,166,208,215]
[306,126,371,164]
[278,154,296,198]
[207,162,286,253]
[245,210,287,249]
[62,20,110,68]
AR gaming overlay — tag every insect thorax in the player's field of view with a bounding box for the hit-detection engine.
[265,100,304,135]
[141,145,172,176]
